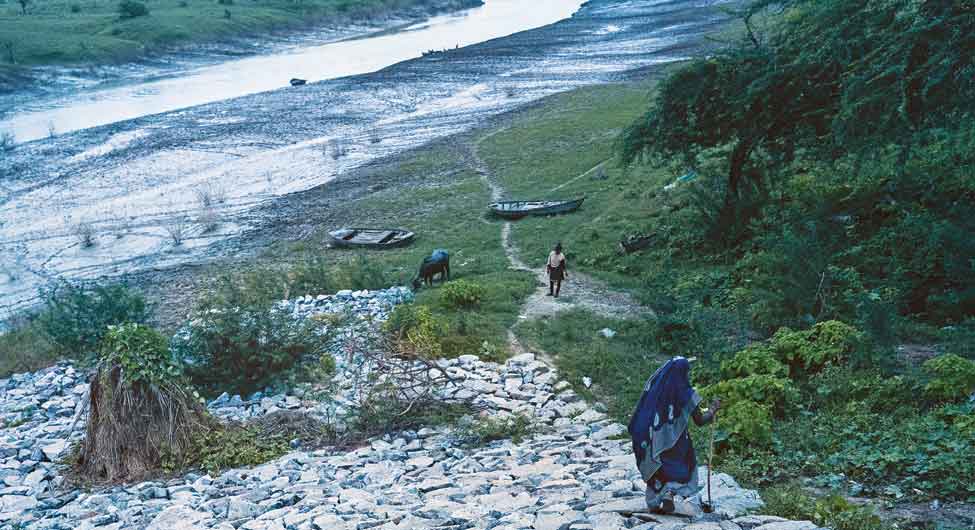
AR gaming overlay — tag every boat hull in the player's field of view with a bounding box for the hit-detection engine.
[489,198,585,219]
[328,228,415,249]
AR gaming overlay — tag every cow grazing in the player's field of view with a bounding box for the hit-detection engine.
[412,249,449,289]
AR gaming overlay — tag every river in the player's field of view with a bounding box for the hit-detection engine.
[0,0,583,144]
[0,0,730,319]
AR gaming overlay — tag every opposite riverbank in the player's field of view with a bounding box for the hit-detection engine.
[0,0,481,92]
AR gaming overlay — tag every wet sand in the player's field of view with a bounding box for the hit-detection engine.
[0,0,733,319]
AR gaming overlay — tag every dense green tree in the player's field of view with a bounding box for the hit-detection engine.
[620,0,975,203]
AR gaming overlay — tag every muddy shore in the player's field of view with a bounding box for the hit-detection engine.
[0,0,734,320]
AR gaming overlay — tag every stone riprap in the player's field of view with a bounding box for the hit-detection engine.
[1,288,822,530]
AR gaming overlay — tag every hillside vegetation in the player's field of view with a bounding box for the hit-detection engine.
[513,0,975,524]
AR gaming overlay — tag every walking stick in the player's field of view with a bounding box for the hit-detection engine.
[703,409,717,513]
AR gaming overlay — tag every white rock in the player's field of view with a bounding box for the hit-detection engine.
[41,439,68,461]
[591,423,626,441]
[589,511,627,530]
[146,505,211,530]
[1,494,37,513]
[534,508,581,530]
[227,497,262,520]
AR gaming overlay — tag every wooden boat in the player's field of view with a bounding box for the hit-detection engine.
[328,228,415,248]
[489,198,585,219]
[290,78,307,86]
[619,234,653,254]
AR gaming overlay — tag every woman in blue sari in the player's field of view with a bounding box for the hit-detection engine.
[628,357,721,513]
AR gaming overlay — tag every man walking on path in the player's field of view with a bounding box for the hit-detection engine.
[547,242,567,297]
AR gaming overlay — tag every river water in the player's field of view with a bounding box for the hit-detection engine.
[1,0,729,319]
[0,0,583,143]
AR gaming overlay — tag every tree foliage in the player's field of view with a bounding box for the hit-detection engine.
[620,0,975,202]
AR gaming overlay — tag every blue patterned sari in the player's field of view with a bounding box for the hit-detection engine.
[627,357,703,509]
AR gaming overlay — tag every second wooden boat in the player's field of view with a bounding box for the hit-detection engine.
[328,228,415,248]
[489,197,585,219]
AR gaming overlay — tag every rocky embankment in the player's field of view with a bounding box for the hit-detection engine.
[2,288,822,530]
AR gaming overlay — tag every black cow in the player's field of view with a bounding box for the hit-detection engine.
[412,249,449,289]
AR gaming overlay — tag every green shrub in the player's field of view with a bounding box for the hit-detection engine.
[384,304,446,358]
[478,340,508,364]
[0,318,58,378]
[768,321,865,377]
[333,254,388,291]
[350,382,470,437]
[720,346,788,379]
[717,399,773,446]
[810,365,912,414]
[922,353,975,402]
[456,414,534,446]
[440,279,486,309]
[39,282,147,356]
[163,426,288,476]
[100,323,183,388]
[175,302,324,397]
[702,374,798,415]
[286,257,336,298]
[117,0,148,18]
[763,484,884,530]
[204,270,290,310]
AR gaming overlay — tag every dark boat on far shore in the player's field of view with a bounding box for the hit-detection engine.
[328,227,415,248]
[489,198,585,219]
[290,78,307,86]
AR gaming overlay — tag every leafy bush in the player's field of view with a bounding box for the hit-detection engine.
[776,404,975,500]
[720,346,788,379]
[0,318,57,378]
[79,323,206,482]
[456,414,534,446]
[286,257,336,298]
[717,399,773,446]
[440,279,486,309]
[922,353,975,402]
[333,254,388,292]
[39,282,147,356]
[763,484,884,530]
[703,374,798,416]
[767,321,865,377]
[175,293,325,396]
[100,323,183,388]
[809,366,911,414]
[384,304,445,358]
[350,382,470,437]
[163,426,288,476]
[117,0,148,18]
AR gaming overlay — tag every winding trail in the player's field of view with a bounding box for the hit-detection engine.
[461,134,652,357]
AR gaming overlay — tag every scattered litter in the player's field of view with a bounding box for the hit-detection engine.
[598,328,616,339]
[582,376,592,389]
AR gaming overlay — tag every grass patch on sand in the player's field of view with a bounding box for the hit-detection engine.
[516,309,665,420]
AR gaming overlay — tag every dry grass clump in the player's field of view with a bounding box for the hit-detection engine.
[78,364,210,481]
[165,215,189,245]
[74,324,211,482]
[74,221,96,248]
